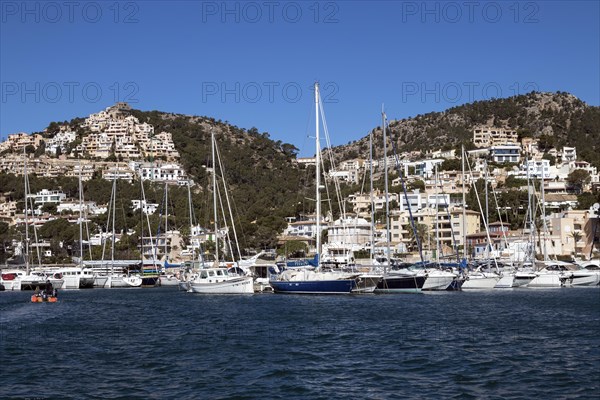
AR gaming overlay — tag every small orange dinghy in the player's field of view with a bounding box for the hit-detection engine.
[31,294,58,303]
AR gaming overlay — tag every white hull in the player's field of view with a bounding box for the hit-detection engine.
[495,275,515,288]
[123,275,143,287]
[422,273,455,291]
[566,272,600,287]
[254,278,273,293]
[513,273,537,287]
[352,275,381,293]
[190,276,254,294]
[159,275,181,286]
[0,278,22,291]
[94,275,109,288]
[462,274,501,290]
[528,273,564,288]
[62,276,82,289]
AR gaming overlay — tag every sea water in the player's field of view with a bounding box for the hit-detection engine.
[1,288,598,399]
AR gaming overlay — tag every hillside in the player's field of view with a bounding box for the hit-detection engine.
[126,109,312,248]
[332,92,600,167]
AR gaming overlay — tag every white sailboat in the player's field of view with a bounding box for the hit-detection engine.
[462,155,501,289]
[99,168,142,288]
[188,130,253,294]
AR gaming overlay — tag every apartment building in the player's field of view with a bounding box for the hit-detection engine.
[473,127,518,148]
[348,190,400,217]
[490,144,521,163]
[45,130,76,156]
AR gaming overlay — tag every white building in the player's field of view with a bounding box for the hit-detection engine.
[138,163,188,184]
[525,159,551,179]
[490,144,521,163]
[131,200,159,215]
[326,217,371,245]
[399,189,425,211]
[27,189,66,205]
[561,147,577,163]
[329,169,360,184]
[46,130,76,156]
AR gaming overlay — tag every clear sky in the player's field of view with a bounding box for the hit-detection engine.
[1,1,598,156]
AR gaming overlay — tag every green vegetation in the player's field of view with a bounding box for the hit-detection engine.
[567,169,591,194]
[333,92,600,169]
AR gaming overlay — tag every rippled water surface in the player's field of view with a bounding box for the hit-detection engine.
[1,288,599,399]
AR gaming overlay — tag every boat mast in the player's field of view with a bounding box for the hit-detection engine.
[23,149,29,275]
[383,106,390,273]
[165,183,168,262]
[485,160,489,248]
[369,127,374,261]
[315,82,321,263]
[435,163,440,264]
[212,130,219,266]
[78,159,84,269]
[461,145,467,261]
[526,159,536,263]
[540,168,548,261]
[112,167,117,270]
[187,182,196,263]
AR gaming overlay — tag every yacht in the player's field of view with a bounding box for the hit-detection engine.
[527,262,574,288]
[567,262,600,287]
[462,264,502,290]
[189,268,254,294]
[49,267,95,289]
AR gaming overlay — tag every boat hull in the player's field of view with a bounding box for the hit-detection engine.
[422,274,455,291]
[190,277,254,294]
[141,276,159,287]
[461,275,500,290]
[513,273,536,287]
[352,275,381,294]
[270,279,355,294]
[159,275,181,287]
[375,275,425,293]
[93,275,109,288]
[528,274,564,288]
[495,275,515,288]
[31,295,57,303]
[568,272,600,287]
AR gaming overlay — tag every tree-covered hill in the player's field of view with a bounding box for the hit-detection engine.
[332,92,600,167]
[127,109,311,249]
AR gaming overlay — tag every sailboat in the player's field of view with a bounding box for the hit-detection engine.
[269,82,358,294]
[374,107,425,293]
[158,183,182,286]
[1,150,60,291]
[98,167,142,288]
[461,153,501,289]
[188,130,254,294]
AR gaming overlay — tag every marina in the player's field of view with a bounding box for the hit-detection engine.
[1,1,599,398]
[1,286,598,399]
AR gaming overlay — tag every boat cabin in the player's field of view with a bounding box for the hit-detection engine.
[198,268,231,283]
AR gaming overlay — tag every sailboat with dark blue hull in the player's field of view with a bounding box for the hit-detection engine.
[269,83,357,294]
[270,277,355,294]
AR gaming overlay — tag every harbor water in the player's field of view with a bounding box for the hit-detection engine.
[1,288,599,399]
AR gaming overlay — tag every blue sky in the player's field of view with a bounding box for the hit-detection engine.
[1,1,599,156]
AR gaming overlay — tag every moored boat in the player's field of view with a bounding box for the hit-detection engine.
[461,270,501,290]
[376,271,425,293]
[189,268,253,294]
[270,269,356,294]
